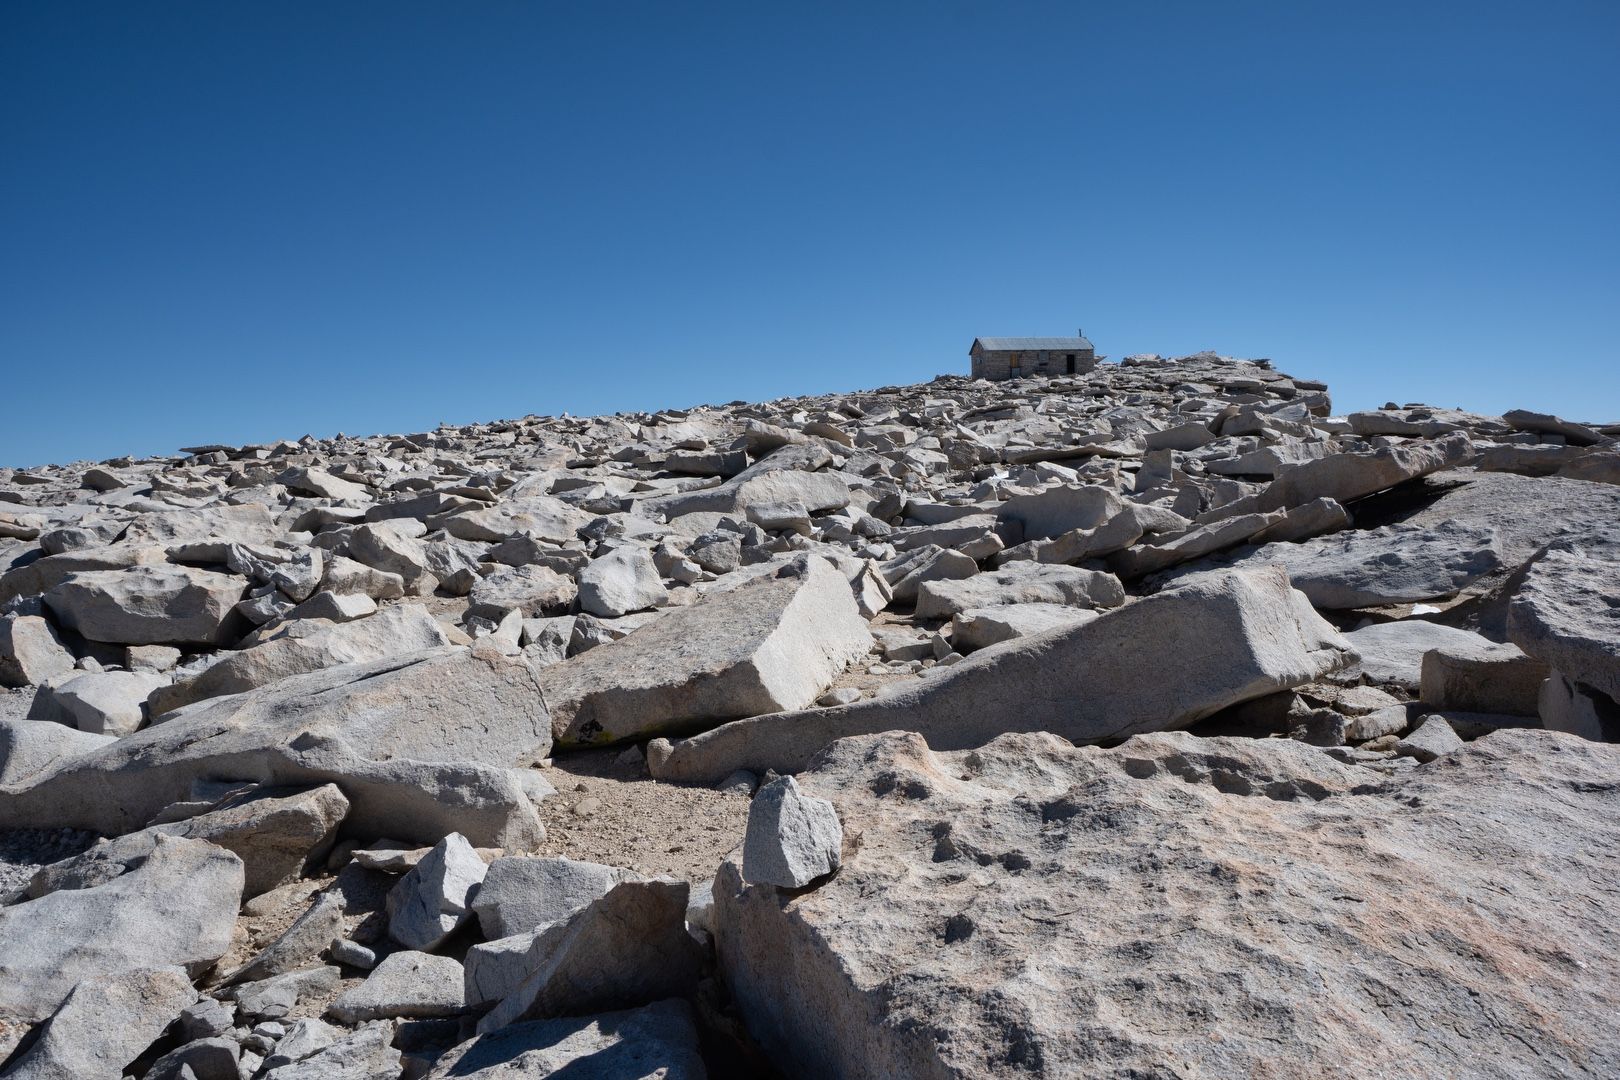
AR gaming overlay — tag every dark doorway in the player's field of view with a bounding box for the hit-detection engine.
[1065,353,1076,374]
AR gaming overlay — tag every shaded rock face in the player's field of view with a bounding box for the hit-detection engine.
[1508,528,1620,702]
[425,999,708,1079]
[714,728,1620,1079]
[654,566,1352,782]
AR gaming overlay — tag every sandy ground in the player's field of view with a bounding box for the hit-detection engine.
[530,749,752,883]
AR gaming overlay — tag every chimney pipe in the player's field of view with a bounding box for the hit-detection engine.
[1077,328,1084,338]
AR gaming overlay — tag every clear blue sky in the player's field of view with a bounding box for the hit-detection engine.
[4,2,1617,467]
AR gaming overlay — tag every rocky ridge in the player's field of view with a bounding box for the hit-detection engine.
[0,350,1616,1077]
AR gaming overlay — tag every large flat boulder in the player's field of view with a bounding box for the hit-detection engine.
[150,603,453,713]
[0,646,550,847]
[651,566,1352,783]
[0,834,242,1023]
[713,727,1620,1078]
[1186,521,1502,609]
[43,565,248,646]
[542,554,871,747]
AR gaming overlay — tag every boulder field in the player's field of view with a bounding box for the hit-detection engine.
[0,351,1615,1076]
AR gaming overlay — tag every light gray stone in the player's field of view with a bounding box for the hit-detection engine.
[949,603,1098,652]
[1419,640,1546,717]
[1338,620,1499,690]
[914,563,1124,621]
[0,646,550,848]
[44,565,248,647]
[31,783,348,901]
[742,776,842,888]
[468,565,578,620]
[261,1018,340,1071]
[1538,671,1620,742]
[711,726,1620,1078]
[229,966,340,1022]
[472,856,629,939]
[1396,715,1465,762]
[386,832,488,951]
[995,484,1123,542]
[652,567,1353,783]
[0,835,242,1022]
[227,891,346,983]
[38,669,165,735]
[150,604,452,714]
[260,1019,399,1079]
[542,554,871,747]
[0,717,114,785]
[577,546,665,618]
[1207,521,1502,609]
[1,965,196,1080]
[0,616,75,688]
[326,950,464,1023]
[1507,528,1620,701]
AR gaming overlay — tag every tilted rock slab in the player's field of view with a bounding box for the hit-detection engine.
[0,646,550,847]
[713,727,1620,1079]
[1178,520,1503,609]
[150,603,453,714]
[543,554,872,747]
[652,566,1352,783]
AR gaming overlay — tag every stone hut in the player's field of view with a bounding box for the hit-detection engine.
[970,333,1097,380]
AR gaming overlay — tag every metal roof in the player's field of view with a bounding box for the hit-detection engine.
[972,337,1094,353]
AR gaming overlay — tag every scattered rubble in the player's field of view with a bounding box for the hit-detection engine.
[0,351,1614,1075]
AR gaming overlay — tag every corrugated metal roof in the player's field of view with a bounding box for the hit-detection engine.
[972,337,1094,352]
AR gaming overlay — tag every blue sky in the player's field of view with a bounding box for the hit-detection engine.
[3,1,1617,466]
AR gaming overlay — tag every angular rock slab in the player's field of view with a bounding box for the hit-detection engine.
[425,999,708,1079]
[652,567,1352,783]
[914,563,1125,621]
[542,554,872,747]
[43,565,248,646]
[0,835,242,1023]
[0,646,550,847]
[1206,521,1502,609]
[386,832,488,951]
[713,727,1620,1079]
[576,546,665,618]
[1508,528,1620,702]
[326,950,465,1023]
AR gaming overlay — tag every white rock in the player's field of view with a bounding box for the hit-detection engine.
[742,776,842,888]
